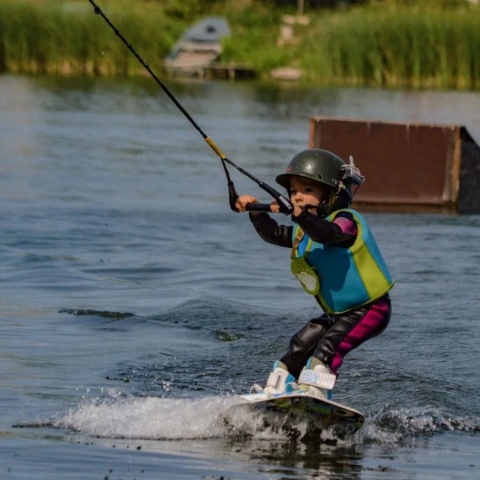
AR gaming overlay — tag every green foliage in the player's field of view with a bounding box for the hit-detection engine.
[369,0,470,8]
[0,0,182,75]
[0,0,479,89]
[299,2,480,88]
[220,3,286,70]
[162,0,202,20]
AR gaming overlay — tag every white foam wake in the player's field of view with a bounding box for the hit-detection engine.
[58,393,243,440]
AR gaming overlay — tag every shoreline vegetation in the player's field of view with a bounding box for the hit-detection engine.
[1,0,479,90]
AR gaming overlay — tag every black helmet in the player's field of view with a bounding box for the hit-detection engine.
[276,149,346,191]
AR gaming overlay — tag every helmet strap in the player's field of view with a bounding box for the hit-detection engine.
[327,191,336,209]
[315,190,336,218]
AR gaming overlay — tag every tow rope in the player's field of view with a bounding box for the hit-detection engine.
[87,0,293,215]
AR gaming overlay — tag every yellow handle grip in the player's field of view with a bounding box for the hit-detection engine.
[205,137,226,160]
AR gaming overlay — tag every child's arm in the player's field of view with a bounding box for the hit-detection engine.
[236,195,292,247]
[294,210,357,248]
[249,213,292,247]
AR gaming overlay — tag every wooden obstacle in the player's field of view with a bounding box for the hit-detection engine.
[309,117,480,214]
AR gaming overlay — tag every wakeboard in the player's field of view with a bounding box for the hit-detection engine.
[239,391,365,436]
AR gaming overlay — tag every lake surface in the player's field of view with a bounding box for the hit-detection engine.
[1,73,480,479]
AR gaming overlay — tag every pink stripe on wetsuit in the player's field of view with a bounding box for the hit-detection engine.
[330,295,391,374]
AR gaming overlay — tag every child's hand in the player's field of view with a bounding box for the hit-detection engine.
[293,204,304,217]
[270,201,280,214]
[235,195,259,212]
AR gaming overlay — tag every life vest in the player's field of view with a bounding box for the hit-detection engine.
[290,208,394,314]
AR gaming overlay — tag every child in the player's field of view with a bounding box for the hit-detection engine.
[235,148,394,400]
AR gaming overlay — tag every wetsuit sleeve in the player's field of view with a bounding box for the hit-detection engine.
[248,213,293,248]
[292,210,357,248]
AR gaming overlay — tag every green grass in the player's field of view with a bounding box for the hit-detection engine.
[0,0,182,75]
[301,5,480,89]
[1,0,479,89]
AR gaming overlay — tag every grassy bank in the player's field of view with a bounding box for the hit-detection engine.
[302,5,480,89]
[1,0,479,89]
[0,0,182,76]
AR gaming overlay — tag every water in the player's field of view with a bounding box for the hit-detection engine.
[1,73,480,479]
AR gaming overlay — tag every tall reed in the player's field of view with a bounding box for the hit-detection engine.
[0,0,479,90]
[301,4,480,89]
[0,0,182,76]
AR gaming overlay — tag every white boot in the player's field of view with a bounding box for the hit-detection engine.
[251,361,298,396]
[298,357,336,400]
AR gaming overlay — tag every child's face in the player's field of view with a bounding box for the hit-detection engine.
[290,176,329,215]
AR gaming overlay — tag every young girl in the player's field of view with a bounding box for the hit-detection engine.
[235,148,394,399]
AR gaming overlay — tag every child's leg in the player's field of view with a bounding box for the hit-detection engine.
[280,314,335,379]
[252,316,332,395]
[313,295,391,374]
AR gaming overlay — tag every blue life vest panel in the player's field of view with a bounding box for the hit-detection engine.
[291,209,394,314]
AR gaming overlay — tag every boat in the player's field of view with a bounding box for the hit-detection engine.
[164,17,231,76]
